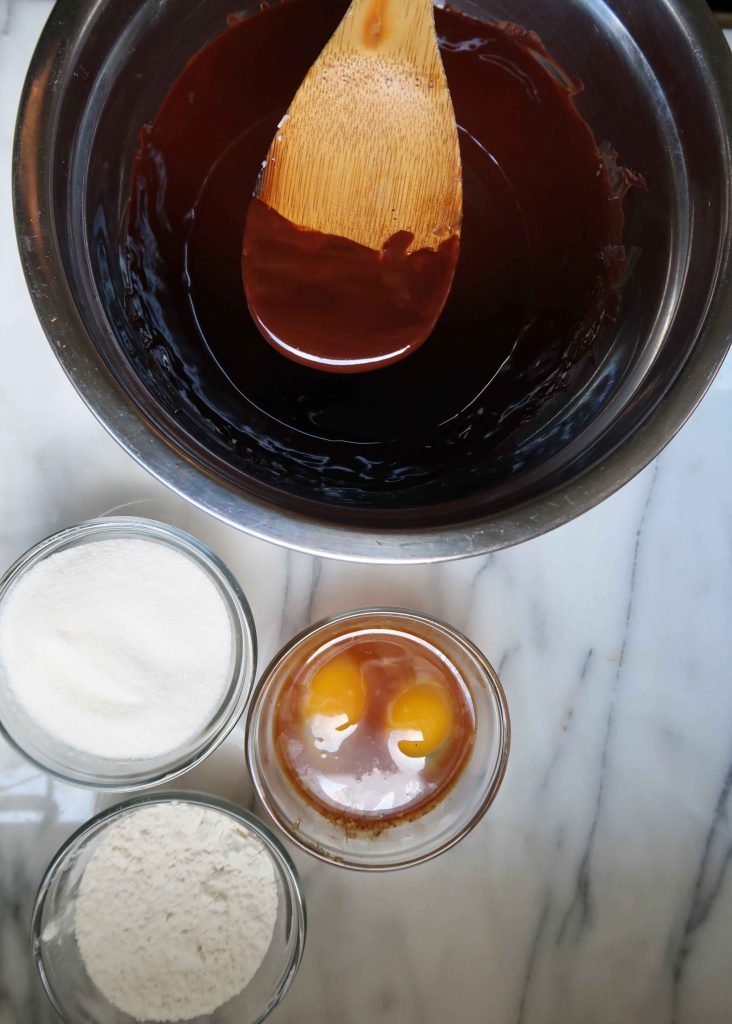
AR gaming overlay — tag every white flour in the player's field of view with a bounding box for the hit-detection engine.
[0,538,233,760]
[74,803,279,1022]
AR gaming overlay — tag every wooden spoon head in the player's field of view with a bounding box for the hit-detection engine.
[256,0,463,252]
[243,0,463,373]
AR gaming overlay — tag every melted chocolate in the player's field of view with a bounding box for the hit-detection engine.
[123,0,633,511]
[243,200,460,372]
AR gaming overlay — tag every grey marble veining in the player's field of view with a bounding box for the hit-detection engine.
[1,4,732,1022]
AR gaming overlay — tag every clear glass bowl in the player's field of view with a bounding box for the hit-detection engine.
[32,793,306,1024]
[0,517,257,789]
[246,608,510,870]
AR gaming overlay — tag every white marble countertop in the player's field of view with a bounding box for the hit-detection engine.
[1,4,732,1022]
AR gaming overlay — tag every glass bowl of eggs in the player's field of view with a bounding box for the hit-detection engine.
[246,608,510,870]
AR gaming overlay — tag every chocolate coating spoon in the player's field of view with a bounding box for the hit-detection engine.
[242,0,463,374]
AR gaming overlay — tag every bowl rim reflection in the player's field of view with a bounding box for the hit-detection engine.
[0,516,257,790]
[31,791,307,1024]
[245,606,511,871]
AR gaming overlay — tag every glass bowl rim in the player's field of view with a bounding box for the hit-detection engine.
[245,606,511,872]
[0,516,258,790]
[31,790,307,1024]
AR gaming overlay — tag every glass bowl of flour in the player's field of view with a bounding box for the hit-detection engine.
[32,793,306,1024]
[0,517,256,789]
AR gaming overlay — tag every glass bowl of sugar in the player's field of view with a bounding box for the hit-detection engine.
[32,793,306,1024]
[0,517,256,789]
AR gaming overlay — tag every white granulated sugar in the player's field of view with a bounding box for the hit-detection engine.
[0,538,233,760]
[74,803,279,1022]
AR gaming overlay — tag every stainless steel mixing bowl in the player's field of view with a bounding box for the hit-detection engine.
[13,0,732,563]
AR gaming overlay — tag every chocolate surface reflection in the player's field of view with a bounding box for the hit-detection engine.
[123,0,634,510]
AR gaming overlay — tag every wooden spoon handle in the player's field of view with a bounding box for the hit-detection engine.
[334,0,441,66]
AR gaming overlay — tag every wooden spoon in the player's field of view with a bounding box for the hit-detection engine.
[242,0,463,374]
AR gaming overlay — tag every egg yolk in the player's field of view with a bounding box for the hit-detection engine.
[389,681,453,758]
[303,654,366,729]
